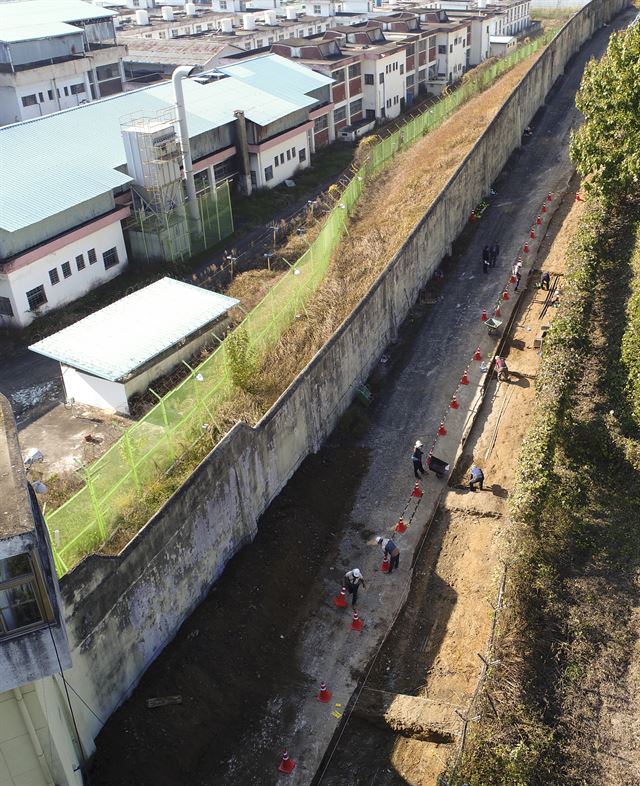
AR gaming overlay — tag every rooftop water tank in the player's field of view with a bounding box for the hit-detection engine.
[220,16,233,32]
[185,2,197,15]
[243,12,256,29]
[264,9,277,25]
[162,6,175,21]
[135,9,150,25]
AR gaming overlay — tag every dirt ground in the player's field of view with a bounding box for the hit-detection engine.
[315,191,584,785]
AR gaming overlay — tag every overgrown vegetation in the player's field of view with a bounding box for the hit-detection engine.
[447,202,640,786]
[570,21,640,206]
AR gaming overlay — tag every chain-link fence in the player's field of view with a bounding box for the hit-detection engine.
[47,31,556,576]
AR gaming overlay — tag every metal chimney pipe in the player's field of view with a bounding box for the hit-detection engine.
[172,65,199,222]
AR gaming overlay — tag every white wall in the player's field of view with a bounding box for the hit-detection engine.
[362,52,406,120]
[250,128,311,189]
[0,681,82,786]
[62,367,129,414]
[2,220,127,328]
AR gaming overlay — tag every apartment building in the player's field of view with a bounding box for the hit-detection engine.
[270,35,364,144]
[0,55,332,327]
[376,13,438,102]
[0,0,127,126]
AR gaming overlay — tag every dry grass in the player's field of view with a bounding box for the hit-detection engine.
[227,269,287,313]
[244,51,544,409]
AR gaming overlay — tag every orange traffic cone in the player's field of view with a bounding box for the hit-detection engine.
[576,193,583,202]
[494,303,501,318]
[381,552,390,573]
[536,215,542,225]
[395,516,407,533]
[510,272,516,283]
[411,482,423,498]
[317,682,332,703]
[438,421,447,436]
[450,395,459,410]
[502,289,510,301]
[547,193,553,201]
[474,346,482,361]
[278,751,296,774]
[523,242,529,253]
[542,203,547,213]
[351,611,363,631]
[530,227,536,239]
[334,587,348,608]
[481,307,488,322]
[460,368,469,385]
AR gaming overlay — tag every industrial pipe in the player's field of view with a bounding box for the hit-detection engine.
[172,65,199,222]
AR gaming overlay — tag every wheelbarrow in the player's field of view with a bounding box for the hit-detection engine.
[428,454,450,479]
[485,317,502,336]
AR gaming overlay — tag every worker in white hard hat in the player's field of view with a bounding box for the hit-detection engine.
[412,440,426,479]
[343,568,366,608]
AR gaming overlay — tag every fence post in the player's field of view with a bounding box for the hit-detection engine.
[84,468,106,542]
[122,430,141,492]
[150,388,176,463]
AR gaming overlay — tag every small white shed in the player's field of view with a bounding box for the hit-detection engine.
[29,278,239,415]
[489,35,518,57]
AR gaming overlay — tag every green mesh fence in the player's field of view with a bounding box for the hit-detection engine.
[46,31,556,576]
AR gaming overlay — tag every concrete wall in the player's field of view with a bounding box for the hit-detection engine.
[59,0,628,752]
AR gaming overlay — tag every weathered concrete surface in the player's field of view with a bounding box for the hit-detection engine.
[59,0,629,767]
[352,689,458,743]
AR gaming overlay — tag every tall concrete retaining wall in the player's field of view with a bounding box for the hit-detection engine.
[60,0,628,753]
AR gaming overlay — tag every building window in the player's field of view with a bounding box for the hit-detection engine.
[286,149,291,161]
[47,89,54,101]
[76,254,86,271]
[291,147,296,157]
[61,261,72,279]
[63,86,69,97]
[400,64,404,74]
[438,45,446,54]
[407,74,415,88]
[313,3,321,12]
[449,44,453,53]
[88,248,97,265]
[255,38,263,47]
[348,63,361,79]
[314,115,329,132]
[49,268,60,285]
[364,73,374,85]
[334,106,346,123]
[0,297,13,317]
[264,165,273,182]
[0,554,48,636]
[38,92,44,102]
[250,171,257,188]
[280,153,285,164]
[274,155,279,167]
[220,0,227,7]
[71,83,85,95]
[103,248,120,270]
[333,68,345,84]
[386,98,391,108]
[349,98,362,115]
[299,148,307,163]
[26,286,47,311]
[21,94,37,107]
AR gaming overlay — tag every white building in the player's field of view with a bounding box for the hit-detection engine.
[29,278,239,415]
[0,396,81,786]
[0,54,333,327]
[0,0,127,126]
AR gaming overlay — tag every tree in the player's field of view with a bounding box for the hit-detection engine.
[570,22,640,205]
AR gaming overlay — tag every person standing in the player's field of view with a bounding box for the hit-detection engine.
[482,245,491,274]
[469,464,484,491]
[490,242,500,267]
[412,440,426,479]
[376,537,400,574]
[514,269,522,291]
[343,568,366,607]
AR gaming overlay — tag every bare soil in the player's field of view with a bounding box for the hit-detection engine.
[315,191,583,786]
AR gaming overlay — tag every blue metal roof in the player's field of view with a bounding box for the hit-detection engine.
[0,0,115,27]
[0,61,319,233]
[0,22,84,43]
[215,53,334,100]
[29,278,240,382]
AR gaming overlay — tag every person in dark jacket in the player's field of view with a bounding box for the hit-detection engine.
[376,537,401,574]
[482,245,490,274]
[412,440,426,479]
[540,271,551,290]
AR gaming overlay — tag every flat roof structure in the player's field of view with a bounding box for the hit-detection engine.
[0,0,116,28]
[29,278,239,382]
[0,54,332,233]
